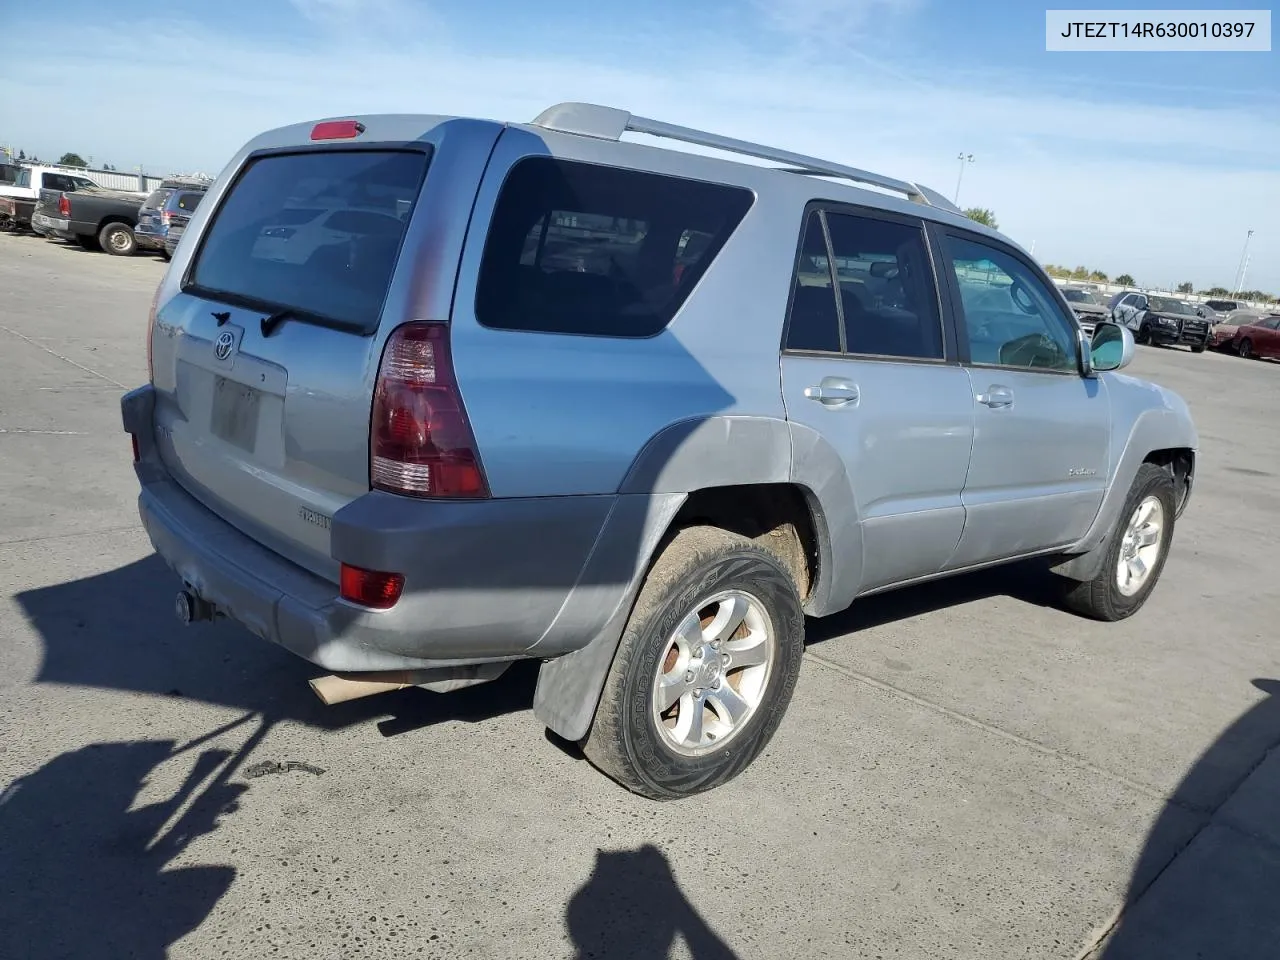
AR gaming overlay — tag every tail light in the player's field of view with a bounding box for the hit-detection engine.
[146,282,162,381]
[340,563,404,609]
[57,194,70,217]
[370,322,489,498]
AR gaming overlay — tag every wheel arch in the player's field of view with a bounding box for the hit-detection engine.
[533,415,862,742]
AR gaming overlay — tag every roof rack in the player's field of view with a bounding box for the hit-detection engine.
[530,102,962,215]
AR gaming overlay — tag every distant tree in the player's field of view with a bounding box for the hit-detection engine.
[1115,273,1135,287]
[962,207,998,230]
[17,149,26,160]
[1071,265,1090,280]
[1204,286,1231,297]
[1089,270,1108,282]
[1043,264,1071,278]
[58,152,87,167]
[1176,281,1194,294]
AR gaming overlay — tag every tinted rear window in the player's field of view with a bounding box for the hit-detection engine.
[144,189,173,210]
[188,150,428,331]
[173,191,204,212]
[475,157,754,337]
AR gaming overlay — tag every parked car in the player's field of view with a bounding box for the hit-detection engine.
[136,178,210,258]
[31,188,147,255]
[1196,298,1246,321]
[0,166,100,231]
[1206,308,1266,351]
[1109,292,1210,351]
[121,104,1198,799]
[1061,287,1109,335]
[1223,315,1280,360]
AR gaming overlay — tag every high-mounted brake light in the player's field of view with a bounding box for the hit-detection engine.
[311,119,366,141]
[58,194,70,217]
[371,322,489,499]
[339,563,404,610]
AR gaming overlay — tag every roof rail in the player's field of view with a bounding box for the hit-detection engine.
[530,102,962,215]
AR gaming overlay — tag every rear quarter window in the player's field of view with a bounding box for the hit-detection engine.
[475,157,754,338]
[187,149,429,331]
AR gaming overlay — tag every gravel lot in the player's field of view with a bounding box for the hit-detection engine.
[2,231,1278,960]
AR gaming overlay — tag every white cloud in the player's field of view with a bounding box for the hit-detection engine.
[0,9,1275,292]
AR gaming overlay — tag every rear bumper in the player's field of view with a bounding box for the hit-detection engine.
[134,225,166,249]
[122,385,646,674]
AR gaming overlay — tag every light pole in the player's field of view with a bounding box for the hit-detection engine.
[1233,229,1254,296]
[954,152,974,206]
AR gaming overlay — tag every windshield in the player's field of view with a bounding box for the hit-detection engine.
[1148,297,1195,316]
[1062,289,1098,304]
[189,149,429,332]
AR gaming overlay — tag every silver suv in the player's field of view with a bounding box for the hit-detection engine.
[121,103,1198,799]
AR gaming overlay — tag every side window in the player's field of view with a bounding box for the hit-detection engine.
[44,175,68,192]
[475,158,754,338]
[784,212,841,352]
[824,212,943,360]
[945,234,1078,373]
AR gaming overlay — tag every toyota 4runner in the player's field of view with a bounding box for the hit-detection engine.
[121,103,1198,799]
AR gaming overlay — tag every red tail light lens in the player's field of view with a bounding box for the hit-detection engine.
[311,120,366,141]
[340,563,404,610]
[371,322,489,499]
[58,194,70,217]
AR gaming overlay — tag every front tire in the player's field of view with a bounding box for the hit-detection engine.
[99,222,136,256]
[1191,342,1206,354]
[581,526,805,800]
[1238,338,1257,360]
[1136,324,1151,345]
[1062,463,1177,622]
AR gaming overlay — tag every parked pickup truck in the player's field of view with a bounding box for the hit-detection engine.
[0,166,100,231]
[32,188,147,255]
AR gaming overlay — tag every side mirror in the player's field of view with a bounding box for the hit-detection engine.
[1091,321,1135,372]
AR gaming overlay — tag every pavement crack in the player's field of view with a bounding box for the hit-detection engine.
[0,322,126,389]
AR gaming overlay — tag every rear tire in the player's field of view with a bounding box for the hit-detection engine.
[1238,338,1254,359]
[98,222,136,257]
[1062,462,1177,622]
[581,526,805,800]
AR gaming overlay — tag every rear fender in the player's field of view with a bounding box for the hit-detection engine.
[533,414,861,740]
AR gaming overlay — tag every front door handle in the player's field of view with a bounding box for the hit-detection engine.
[804,378,859,407]
[977,385,1014,408]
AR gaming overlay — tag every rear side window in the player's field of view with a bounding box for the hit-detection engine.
[475,157,754,337]
[189,150,428,331]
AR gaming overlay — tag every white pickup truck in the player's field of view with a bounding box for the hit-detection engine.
[0,166,102,231]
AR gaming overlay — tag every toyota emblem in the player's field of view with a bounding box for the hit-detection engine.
[214,330,236,361]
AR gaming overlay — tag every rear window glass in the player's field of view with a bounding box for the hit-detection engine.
[144,189,173,210]
[475,157,754,337]
[174,191,203,212]
[189,150,428,331]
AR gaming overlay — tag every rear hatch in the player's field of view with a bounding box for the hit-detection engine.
[148,146,434,581]
[137,188,173,237]
[166,189,204,234]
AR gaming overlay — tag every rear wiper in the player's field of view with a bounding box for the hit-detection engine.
[260,308,297,338]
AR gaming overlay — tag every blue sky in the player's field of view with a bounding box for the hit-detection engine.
[1,0,1276,291]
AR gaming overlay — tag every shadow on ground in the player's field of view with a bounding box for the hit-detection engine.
[0,716,267,960]
[1094,678,1280,959]
[15,553,538,737]
[566,844,738,960]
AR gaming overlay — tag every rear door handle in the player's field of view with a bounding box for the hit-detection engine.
[977,385,1014,408]
[804,378,859,407]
